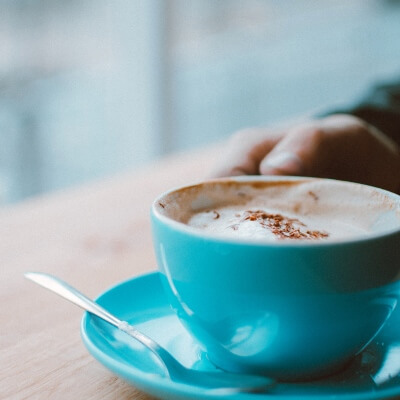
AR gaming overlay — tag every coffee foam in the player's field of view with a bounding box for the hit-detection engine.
[156,179,400,242]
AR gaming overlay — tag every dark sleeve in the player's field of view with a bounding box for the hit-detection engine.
[322,80,400,147]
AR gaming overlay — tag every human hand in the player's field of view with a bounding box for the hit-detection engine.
[211,114,400,194]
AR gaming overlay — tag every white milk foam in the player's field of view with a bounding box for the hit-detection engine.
[188,206,334,240]
[158,179,400,242]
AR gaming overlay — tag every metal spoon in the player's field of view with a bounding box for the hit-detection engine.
[25,272,275,394]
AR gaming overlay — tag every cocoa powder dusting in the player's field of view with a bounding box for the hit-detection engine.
[212,210,220,220]
[308,191,319,201]
[241,210,329,240]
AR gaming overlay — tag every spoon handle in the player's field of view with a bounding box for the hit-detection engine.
[24,272,164,356]
[25,271,176,377]
[25,272,122,327]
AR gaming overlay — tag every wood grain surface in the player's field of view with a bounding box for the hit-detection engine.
[0,146,219,400]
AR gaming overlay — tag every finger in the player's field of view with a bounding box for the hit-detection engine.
[209,128,283,178]
[259,127,324,176]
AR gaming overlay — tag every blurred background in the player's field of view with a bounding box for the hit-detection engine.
[1,0,399,205]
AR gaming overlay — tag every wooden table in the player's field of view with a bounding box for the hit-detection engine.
[0,147,219,400]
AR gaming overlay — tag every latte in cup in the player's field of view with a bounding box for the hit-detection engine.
[159,178,400,242]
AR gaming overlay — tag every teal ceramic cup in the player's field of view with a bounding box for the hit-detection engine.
[151,176,400,381]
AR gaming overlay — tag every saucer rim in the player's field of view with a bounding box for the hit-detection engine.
[81,271,400,400]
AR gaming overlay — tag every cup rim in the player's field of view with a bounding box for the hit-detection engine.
[151,176,400,247]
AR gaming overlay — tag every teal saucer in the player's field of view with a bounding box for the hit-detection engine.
[81,272,400,400]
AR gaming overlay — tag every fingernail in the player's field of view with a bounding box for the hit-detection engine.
[261,152,304,175]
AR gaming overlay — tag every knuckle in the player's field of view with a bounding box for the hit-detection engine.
[229,128,259,145]
[350,119,370,136]
[327,114,370,135]
[291,125,325,142]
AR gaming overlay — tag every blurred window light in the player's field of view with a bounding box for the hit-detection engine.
[0,0,169,203]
